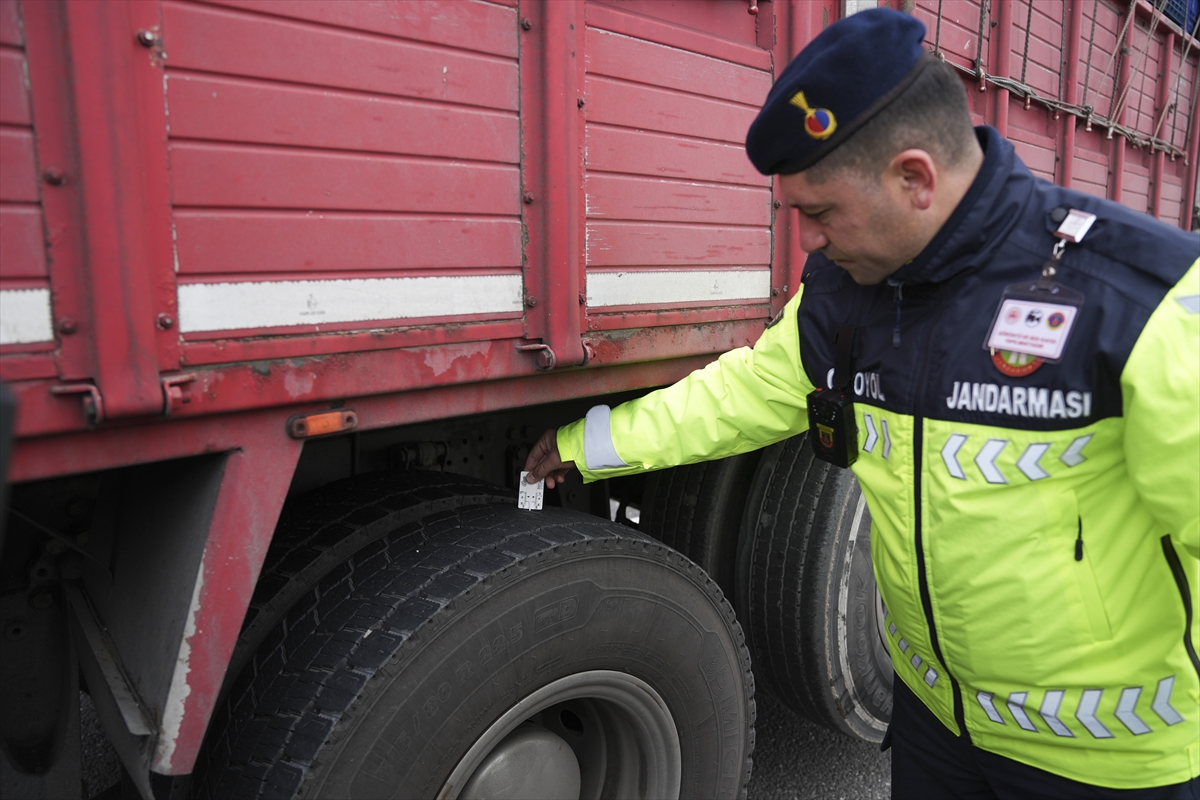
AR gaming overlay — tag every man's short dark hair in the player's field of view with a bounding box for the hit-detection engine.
[803,59,975,184]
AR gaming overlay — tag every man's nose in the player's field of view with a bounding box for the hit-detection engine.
[795,215,828,254]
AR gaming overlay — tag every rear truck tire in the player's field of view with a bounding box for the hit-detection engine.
[734,434,892,743]
[225,471,514,699]
[641,452,761,598]
[193,478,754,800]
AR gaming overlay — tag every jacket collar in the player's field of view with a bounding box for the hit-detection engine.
[889,126,1028,286]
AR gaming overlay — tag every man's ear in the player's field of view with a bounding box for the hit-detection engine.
[888,149,937,211]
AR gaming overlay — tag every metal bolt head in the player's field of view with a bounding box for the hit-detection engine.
[522,191,535,204]
[43,167,65,185]
[773,199,781,209]
[57,317,77,335]
[30,591,54,610]
[136,29,157,47]
[521,18,532,30]
[577,98,585,108]
[524,295,537,308]
[157,313,175,330]
[771,287,781,297]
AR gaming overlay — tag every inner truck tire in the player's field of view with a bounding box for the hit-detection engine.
[641,452,762,599]
[193,485,754,799]
[734,434,892,743]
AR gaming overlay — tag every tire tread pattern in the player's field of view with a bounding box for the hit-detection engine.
[194,482,755,800]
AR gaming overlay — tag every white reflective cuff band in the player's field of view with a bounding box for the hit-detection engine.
[583,405,628,470]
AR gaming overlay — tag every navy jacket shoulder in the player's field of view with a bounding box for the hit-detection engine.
[797,126,1199,430]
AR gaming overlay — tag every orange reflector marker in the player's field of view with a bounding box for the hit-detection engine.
[287,409,358,439]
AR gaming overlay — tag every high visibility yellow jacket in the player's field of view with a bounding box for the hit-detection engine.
[557,128,1200,788]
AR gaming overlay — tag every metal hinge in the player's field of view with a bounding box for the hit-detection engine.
[516,343,557,370]
[50,383,104,426]
[161,373,197,416]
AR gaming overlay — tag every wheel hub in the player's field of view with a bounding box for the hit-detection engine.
[440,670,681,800]
[459,723,581,800]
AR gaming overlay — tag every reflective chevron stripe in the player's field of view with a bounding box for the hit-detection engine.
[1007,692,1039,731]
[1016,443,1051,480]
[1077,689,1114,738]
[886,620,938,688]
[1039,690,1074,737]
[940,433,1099,480]
[979,691,1005,724]
[863,413,878,453]
[1152,676,1184,725]
[881,418,892,460]
[975,439,1009,484]
[1115,687,1151,735]
[942,434,968,479]
[1059,434,1092,467]
[973,678,1183,738]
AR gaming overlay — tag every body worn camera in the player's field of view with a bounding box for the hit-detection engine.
[807,387,858,468]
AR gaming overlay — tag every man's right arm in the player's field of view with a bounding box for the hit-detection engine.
[529,290,815,485]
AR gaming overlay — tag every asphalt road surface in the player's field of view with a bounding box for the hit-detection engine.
[748,692,892,800]
[84,690,891,799]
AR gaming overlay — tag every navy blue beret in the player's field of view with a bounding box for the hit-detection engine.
[746,8,931,175]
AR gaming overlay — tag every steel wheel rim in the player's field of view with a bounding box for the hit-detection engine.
[874,586,890,654]
[439,669,682,800]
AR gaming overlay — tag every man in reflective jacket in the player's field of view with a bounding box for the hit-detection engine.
[526,8,1199,798]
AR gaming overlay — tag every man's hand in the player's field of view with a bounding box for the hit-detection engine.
[524,428,575,489]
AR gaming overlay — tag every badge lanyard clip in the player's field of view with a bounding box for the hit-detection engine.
[983,210,1093,365]
[1036,239,1068,289]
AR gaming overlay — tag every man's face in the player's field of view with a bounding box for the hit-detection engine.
[778,167,921,286]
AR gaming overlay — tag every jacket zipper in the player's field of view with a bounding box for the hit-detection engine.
[913,418,967,736]
[910,280,967,737]
[1160,535,1200,677]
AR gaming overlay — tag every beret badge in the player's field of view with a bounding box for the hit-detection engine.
[789,91,837,140]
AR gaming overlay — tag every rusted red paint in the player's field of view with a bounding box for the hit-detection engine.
[518,0,587,368]
[586,304,769,332]
[61,1,173,415]
[158,434,301,773]
[10,320,767,441]
[180,320,525,366]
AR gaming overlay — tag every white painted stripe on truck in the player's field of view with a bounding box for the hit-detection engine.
[0,288,54,345]
[177,275,524,333]
[586,269,770,308]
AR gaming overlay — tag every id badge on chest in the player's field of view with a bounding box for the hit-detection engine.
[984,209,1092,364]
